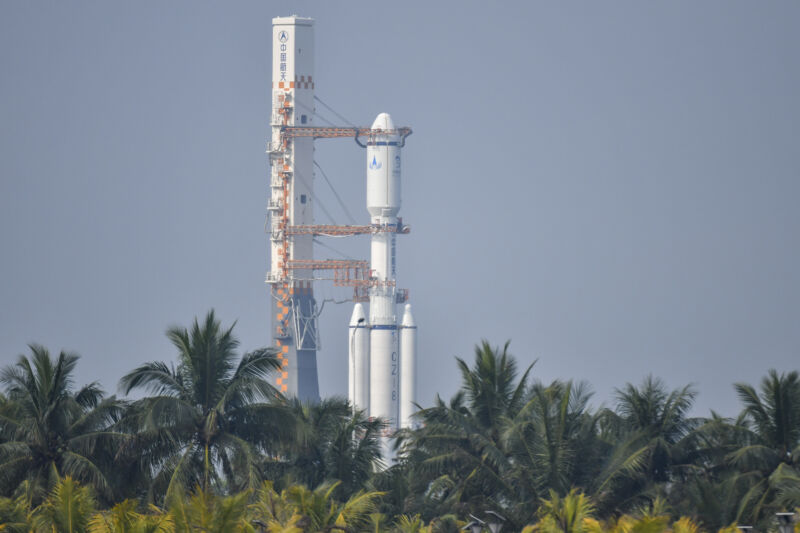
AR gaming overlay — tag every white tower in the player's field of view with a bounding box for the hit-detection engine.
[267,16,320,401]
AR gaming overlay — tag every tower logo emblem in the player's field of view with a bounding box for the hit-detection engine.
[369,156,382,170]
[279,31,289,43]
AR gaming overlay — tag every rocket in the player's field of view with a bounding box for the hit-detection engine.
[348,113,417,464]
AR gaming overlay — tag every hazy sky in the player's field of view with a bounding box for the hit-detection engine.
[1,1,798,417]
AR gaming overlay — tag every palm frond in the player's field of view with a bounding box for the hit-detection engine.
[119,362,183,396]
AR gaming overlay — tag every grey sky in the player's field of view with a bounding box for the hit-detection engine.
[1,1,798,416]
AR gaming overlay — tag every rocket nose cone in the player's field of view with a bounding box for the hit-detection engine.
[371,112,396,131]
[401,304,416,327]
[349,303,368,327]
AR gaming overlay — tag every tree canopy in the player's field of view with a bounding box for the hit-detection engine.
[2,316,799,532]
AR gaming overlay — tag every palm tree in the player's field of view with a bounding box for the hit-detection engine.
[503,379,602,499]
[456,341,532,435]
[406,342,603,527]
[284,481,383,532]
[393,514,426,533]
[592,376,699,514]
[404,341,534,524]
[0,345,124,502]
[531,489,597,533]
[89,498,175,533]
[248,479,383,533]
[30,476,96,533]
[119,310,292,499]
[265,398,383,497]
[727,370,800,524]
[665,411,751,530]
[613,376,699,483]
[169,486,251,533]
[248,480,303,532]
[0,484,32,533]
[324,406,384,496]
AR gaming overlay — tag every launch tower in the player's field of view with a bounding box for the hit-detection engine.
[268,16,319,401]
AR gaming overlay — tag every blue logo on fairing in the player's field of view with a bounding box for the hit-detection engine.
[279,31,289,43]
[369,156,382,170]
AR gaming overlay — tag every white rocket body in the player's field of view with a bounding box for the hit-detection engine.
[367,114,400,462]
[346,113,417,465]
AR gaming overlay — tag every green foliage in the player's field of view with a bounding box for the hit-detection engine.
[31,476,96,533]
[246,479,383,533]
[393,514,426,533]
[118,310,291,500]
[0,489,32,533]
[3,325,800,532]
[592,377,700,514]
[264,397,383,499]
[168,486,252,533]
[0,345,125,502]
[726,370,800,526]
[404,341,606,527]
[88,499,175,533]
[403,341,534,523]
[534,489,596,533]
